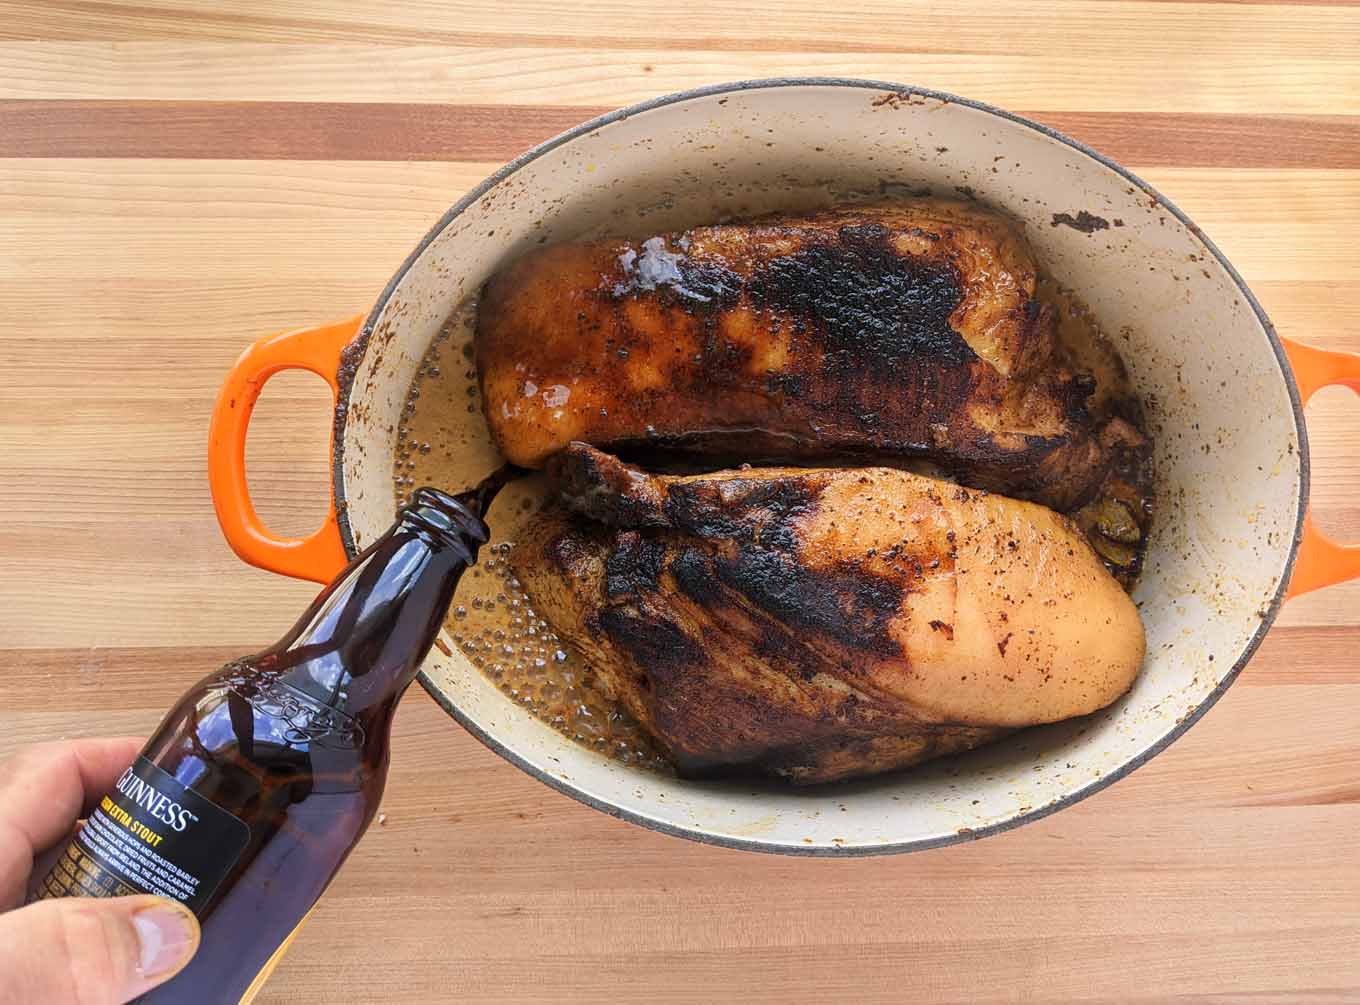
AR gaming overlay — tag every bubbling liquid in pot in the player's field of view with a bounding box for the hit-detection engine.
[394,302,673,774]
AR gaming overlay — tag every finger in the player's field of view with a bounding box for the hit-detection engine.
[0,895,199,1005]
[27,823,82,897]
[0,738,145,848]
[0,739,144,909]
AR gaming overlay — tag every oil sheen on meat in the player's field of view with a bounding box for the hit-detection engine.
[511,444,1146,784]
[477,200,1142,511]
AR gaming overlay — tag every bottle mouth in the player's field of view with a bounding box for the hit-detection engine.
[404,487,492,551]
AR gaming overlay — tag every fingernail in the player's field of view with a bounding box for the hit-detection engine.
[131,902,198,978]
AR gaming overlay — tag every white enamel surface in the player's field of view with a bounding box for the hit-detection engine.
[337,82,1302,854]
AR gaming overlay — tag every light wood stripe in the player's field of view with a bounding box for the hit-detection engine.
[3,0,1356,59]
[5,164,1354,283]
[1,100,1358,169]
[0,43,1354,116]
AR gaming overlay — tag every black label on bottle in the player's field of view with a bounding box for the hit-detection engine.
[35,756,250,915]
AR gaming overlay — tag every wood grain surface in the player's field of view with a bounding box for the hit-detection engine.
[1,3,1357,1002]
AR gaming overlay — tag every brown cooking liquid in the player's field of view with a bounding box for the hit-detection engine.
[396,284,1150,773]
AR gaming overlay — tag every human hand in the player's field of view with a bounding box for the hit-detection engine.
[0,738,201,1004]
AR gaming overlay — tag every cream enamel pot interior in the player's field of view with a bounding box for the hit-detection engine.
[208,79,1360,856]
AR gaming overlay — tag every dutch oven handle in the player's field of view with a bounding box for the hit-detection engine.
[1282,338,1360,598]
[208,316,363,584]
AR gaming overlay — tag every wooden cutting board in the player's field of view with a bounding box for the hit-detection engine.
[1,3,1357,1001]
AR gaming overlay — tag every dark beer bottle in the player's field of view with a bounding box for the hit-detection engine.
[33,483,499,1003]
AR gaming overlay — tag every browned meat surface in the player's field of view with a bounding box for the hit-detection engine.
[511,445,1145,784]
[478,200,1139,510]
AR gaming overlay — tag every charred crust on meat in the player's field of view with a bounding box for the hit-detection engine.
[744,237,974,372]
[766,372,806,398]
[549,443,670,527]
[605,220,975,374]
[662,517,905,659]
[560,449,909,659]
[713,551,904,658]
[545,522,601,575]
[596,606,706,690]
[604,531,667,597]
[663,478,820,542]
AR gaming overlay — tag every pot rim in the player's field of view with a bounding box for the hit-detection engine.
[331,77,1309,857]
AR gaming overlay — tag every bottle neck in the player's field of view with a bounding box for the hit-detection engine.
[257,490,489,722]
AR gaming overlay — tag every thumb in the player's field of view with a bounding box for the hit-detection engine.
[0,895,200,1005]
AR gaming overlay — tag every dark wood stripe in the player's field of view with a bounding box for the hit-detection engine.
[1044,110,1360,169]
[1,101,1358,169]
[0,100,604,162]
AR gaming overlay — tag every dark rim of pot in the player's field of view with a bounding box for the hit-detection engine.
[330,77,1308,858]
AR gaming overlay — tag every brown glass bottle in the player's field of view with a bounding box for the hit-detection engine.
[34,483,498,1003]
